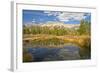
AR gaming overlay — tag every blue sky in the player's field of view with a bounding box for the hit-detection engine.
[23,10,91,25]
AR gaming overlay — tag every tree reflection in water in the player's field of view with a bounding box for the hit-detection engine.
[23,44,82,62]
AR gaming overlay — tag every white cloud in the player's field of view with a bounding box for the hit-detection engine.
[57,12,85,22]
[44,11,88,22]
[32,19,36,23]
[44,11,61,16]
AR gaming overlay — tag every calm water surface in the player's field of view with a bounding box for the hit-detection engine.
[26,45,81,62]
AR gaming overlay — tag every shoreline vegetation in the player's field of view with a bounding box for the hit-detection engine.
[23,20,91,62]
[23,34,90,48]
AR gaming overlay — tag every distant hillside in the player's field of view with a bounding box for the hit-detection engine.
[24,22,80,29]
[41,22,80,29]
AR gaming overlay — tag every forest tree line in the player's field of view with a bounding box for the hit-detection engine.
[23,20,91,36]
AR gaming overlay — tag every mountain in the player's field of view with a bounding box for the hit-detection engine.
[24,22,80,29]
[41,22,80,29]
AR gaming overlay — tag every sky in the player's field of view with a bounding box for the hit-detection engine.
[23,10,91,25]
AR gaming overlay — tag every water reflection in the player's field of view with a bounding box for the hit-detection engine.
[24,45,81,62]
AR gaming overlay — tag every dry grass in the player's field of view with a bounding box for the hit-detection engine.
[23,34,90,48]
